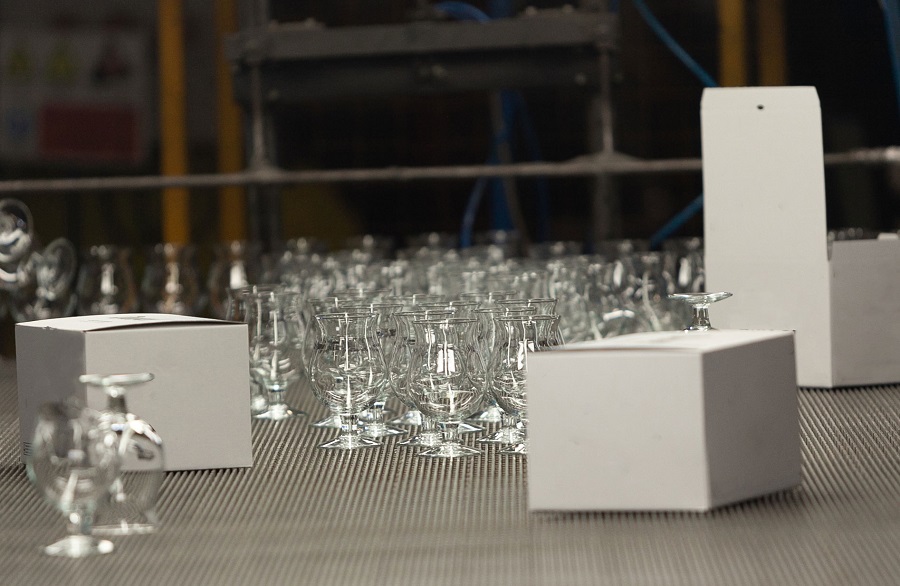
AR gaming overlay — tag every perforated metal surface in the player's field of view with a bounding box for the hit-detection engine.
[2,358,899,585]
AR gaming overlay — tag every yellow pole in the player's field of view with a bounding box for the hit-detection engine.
[757,0,788,86]
[214,0,246,242]
[158,0,190,244]
[716,0,748,87]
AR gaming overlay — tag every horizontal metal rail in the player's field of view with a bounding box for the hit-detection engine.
[0,146,897,195]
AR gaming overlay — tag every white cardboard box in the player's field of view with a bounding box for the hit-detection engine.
[702,86,900,387]
[16,313,252,471]
[527,330,800,512]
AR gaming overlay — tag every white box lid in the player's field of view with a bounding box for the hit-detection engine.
[559,329,793,353]
[16,313,228,332]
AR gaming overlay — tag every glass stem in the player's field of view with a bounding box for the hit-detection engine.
[340,414,360,440]
[692,305,711,329]
[267,388,285,409]
[371,400,386,427]
[439,422,460,446]
[68,508,93,538]
[500,412,515,431]
[421,417,436,433]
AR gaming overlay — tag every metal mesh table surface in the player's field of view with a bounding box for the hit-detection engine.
[1,358,899,586]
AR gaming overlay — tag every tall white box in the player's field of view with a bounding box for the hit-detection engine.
[16,314,252,471]
[527,330,800,512]
[702,86,900,387]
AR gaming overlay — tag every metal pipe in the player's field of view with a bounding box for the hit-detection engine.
[0,147,897,195]
[158,0,191,244]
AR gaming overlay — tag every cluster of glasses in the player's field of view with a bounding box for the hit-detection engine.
[25,373,164,558]
[0,198,79,322]
[226,278,569,458]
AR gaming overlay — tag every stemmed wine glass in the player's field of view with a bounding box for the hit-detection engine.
[391,309,454,448]
[76,245,139,315]
[25,399,119,557]
[308,312,386,450]
[668,291,733,331]
[79,373,165,535]
[490,314,541,455]
[140,243,203,315]
[246,289,305,420]
[9,237,78,321]
[406,317,485,458]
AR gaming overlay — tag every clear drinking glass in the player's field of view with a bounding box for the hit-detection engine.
[207,240,262,319]
[26,399,119,557]
[391,309,454,447]
[406,317,485,458]
[668,291,733,331]
[472,306,536,439]
[76,245,139,315]
[337,302,406,438]
[140,243,203,315]
[79,373,165,535]
[308,312,385,450]
[227,284,283,417]
[490,315,541,455]
[246,289,305,420]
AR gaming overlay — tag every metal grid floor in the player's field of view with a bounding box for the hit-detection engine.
[1,358,899,585]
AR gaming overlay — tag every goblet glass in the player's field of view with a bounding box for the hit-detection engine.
[76,245,139,315]
[246,289,305,420]
[490,314,541,455]
[406,317,485,458]
[308,312,385,450]
[207,240,262,319]
[227,284,283,417]
[26,399,119,557]
[79,373,164,535]
[391,309,454,447]
[668,291,733,331]
[140,243,203,315]
[471,306,536,439]
[339,301,406,438]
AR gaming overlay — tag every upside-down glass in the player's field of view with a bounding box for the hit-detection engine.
[308,312,384,450]
[668,291,733,331]
[406,317,485,458]
[26,399,119,557]
[79,373,165,535]
[0,197,34,265]
[9,237,78,321]
[246,289,305,420]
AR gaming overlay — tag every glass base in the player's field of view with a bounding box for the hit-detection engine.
[43,535,114,558]
[398,431,442,448]
[468,405,504,423]
[458,421,483,434]
[319,434,380,450]
[93,520,157,536]
[500,442,528,456]
[361,423,407,439]
[255,405,305,421]
[311,414,342,429]
[477,427,525,445]
[389,409,425,426]
[419,442,481,459]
